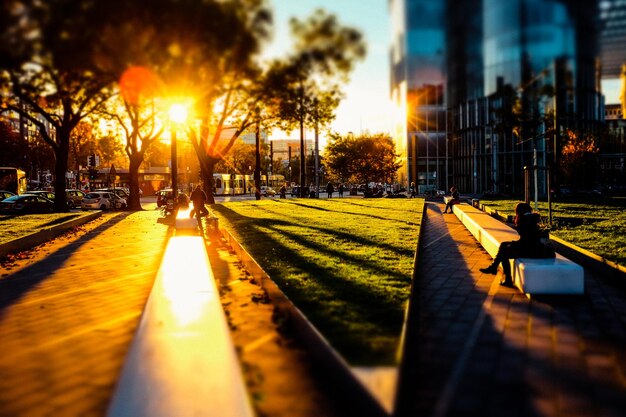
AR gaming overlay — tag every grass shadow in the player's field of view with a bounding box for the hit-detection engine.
[0,212,129,313]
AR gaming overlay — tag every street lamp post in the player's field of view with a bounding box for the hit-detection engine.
[169,103,188,199]
[171,128,178,199]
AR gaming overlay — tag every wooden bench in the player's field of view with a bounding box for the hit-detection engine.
[107,236,254,417]
[452,203,584,295]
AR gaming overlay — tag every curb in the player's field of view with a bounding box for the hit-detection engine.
[392,199,427,416]
[0,211,102,258]
[218,226,389,417]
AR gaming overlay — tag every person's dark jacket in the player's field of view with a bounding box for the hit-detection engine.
[190,188,207,206]
[512,212,543,257]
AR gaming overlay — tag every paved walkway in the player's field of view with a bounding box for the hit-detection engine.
[0,209,345,417]
[0,211,170,417]
[1,201,625,417]
[397,202,626,417]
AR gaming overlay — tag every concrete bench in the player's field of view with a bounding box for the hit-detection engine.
[107,235,254,417]
[452,203,584,295]
[175,207,219,235]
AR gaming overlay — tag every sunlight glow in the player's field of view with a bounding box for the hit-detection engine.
[160,236,216,327]
[169,103,189,124]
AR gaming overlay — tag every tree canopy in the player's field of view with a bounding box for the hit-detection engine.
[325,133,401,185]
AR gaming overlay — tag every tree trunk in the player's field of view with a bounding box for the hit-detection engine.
[203,160,216,205]
[255,122,261,200]
[53,130,70,212]
[128,153,143,211]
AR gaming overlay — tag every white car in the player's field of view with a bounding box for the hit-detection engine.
[260,186,276,197]
[81,191,127,211]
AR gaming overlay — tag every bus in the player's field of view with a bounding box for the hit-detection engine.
[0,167,27,195]
[213,173,246,195]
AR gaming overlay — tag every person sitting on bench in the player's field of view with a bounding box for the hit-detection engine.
[479,202,553,287]
[442,186,460,213]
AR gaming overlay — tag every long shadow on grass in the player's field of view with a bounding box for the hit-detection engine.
[224,203,416,261]
[277,198,421,225]
[215,205,414,363]
[263,199,422,236]
[0,212,131,312]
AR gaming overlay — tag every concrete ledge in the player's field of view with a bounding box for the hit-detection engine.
[452,203,584,295]
[107,236,253,417]
[550,234,626,287]
[219,226,388,417]
[0,211,101,258]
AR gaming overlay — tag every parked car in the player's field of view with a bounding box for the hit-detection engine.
[81,191,126,211]
[24,190,56,200]
[95,187,129,199]
[260,186,276,197]
[156,188,174,207]
[65,189,86,208]
[0,190,16,201]
[0,194,54,214]
[111,193,128,209]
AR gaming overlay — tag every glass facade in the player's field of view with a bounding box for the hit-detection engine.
[392,0,608,196]
[391,0,448,193]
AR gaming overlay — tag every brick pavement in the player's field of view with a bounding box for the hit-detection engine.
[2,201,625,417]
[397,202,626,417]
[0,211,170,417]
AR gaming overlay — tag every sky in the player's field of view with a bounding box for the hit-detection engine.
[264,0,623,141]
[264,0,394,140]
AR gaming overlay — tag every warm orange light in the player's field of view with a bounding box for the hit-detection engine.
[169,103,189,124]
[119,66,163,105]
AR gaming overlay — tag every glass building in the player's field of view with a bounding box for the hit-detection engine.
[391,0,610,196]
[390,0,447,194]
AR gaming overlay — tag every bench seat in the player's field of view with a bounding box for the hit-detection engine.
[107,236,253,417]
[452,203,584,295]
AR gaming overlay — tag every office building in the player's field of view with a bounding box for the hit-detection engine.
[391,0,622,195]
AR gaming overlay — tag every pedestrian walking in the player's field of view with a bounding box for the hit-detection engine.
[338,183,344,197]
[326,182,334,198]
[189,184,209,219]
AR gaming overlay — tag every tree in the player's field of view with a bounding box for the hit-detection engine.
[0,0,117,210]
[214,141,259,175]
[325,133,401,185]
[560,129,600,188]
[97,134,127,170]
[0,120,26,167]
[69,122,97,178]
[270,9,366,196]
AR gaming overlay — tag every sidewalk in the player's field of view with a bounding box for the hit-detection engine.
[396,202,626,417]
[0,211,170,417]
[1,203,625,416]
[0,210,345,417]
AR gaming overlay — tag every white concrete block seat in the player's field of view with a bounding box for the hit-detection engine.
[452,203,584,295]
[107,235,254,417]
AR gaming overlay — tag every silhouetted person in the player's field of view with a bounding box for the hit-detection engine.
[479,202,552,287]
[443,186,460,213]
[326,182,334,198]
[189,185,209,218]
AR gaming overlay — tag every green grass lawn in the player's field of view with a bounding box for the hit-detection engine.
[479,197,626,266]
[0,213,91,245]
[213,198,424,365]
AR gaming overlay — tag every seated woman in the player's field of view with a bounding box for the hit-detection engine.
[479,202,551,287]
[442,186,460,213]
